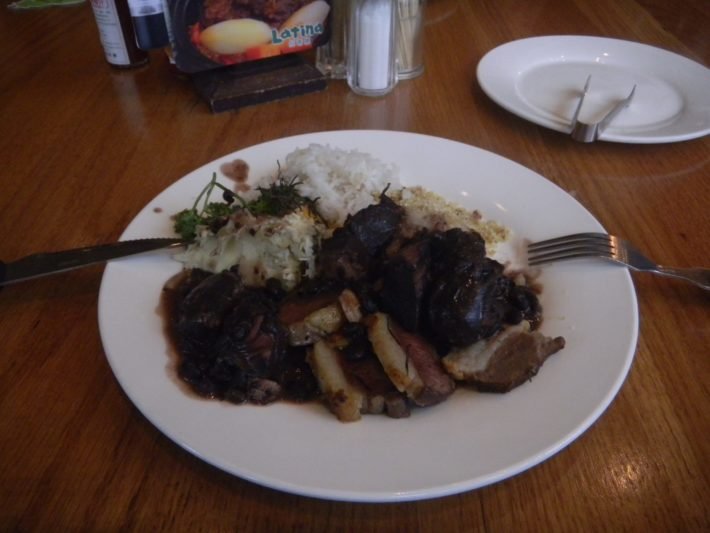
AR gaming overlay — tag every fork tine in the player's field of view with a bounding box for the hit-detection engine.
[528,245,612,265]
[527,232,610,251]
[527,233,710,289]
[527,233,615,266]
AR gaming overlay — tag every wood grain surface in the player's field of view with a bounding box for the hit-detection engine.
[1,0,708,531]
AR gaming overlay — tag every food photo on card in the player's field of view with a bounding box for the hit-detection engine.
[165,0,332,73]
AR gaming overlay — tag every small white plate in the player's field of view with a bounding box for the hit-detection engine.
[98,131,638,502]
[477,35,710,143]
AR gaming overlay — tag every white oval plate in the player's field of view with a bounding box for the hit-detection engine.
[477,35,710,143]
[98,131,638,502]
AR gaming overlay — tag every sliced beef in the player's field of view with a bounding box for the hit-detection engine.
[386,318,455,406]
[442,321,566,392]
[336,323,410,418]
[366,312,454,407]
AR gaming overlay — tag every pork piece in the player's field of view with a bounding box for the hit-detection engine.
[378,235,431,332]
[430,228,487,277]
[426,227,544,348]
[338,288,363,323]
[442,321,565,392]
[366,312,455,407]
[317,193,404,281]
[287,304,344,345]
[506,284,543,330]
[428,258,514,346]
[307,340,366,422]
[428,257,543,348]
[278,285,368,347]
[307,325,410,421]
[278,291,344,345]
[334,323,410,418]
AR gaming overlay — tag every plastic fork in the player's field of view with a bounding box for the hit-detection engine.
[527,232,710,290]
[570,75,637,142]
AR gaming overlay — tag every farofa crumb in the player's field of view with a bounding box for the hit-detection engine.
[390,186,509,255]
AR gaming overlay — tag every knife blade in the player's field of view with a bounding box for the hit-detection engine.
[0,238,186,286]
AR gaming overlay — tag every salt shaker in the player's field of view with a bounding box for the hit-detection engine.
[347,0,398,97]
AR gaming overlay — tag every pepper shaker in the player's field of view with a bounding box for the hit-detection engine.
[347,0,398,97]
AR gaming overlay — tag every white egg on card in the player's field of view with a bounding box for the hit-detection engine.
[280,0,330,31]
[201,19,272,55]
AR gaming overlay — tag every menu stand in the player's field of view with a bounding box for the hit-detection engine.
[191,55,327,113]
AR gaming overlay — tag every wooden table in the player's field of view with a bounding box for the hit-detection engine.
[1,0,708,530]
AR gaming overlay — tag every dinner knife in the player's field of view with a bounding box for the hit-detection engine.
[0,238,186,286]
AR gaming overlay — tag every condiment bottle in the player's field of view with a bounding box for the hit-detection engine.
[347,0,398,97]
[127,0,170,50]
[90,0,149,68]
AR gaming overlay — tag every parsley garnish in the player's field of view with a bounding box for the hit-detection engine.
[249,174,318,218]
[173,169,319,241]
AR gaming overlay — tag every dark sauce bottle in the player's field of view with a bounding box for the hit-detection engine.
[127,0,170,50]
[90,0,149,68]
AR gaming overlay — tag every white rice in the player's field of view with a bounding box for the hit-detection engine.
[281,144,400,227]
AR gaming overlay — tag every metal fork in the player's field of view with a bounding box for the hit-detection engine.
[570,75,637,142]
[527,232,710,290]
